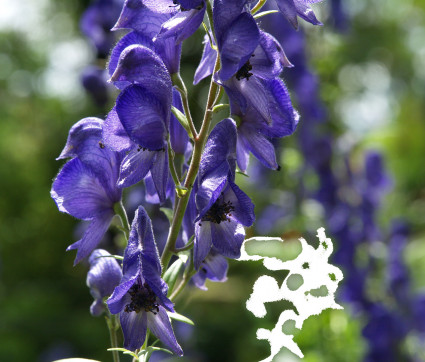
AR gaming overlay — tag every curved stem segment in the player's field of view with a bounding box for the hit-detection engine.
[161,56,221,272]
[251,0,267,15]
[114,201,130,240]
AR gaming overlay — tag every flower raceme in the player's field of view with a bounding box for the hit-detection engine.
[107,206,183,354]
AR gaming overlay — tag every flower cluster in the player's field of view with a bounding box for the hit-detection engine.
[52,0,326,357]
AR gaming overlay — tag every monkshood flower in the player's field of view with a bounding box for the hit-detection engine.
[51,118,123,264]
[194,119,255,269]
[103,44,174,201]
[87,249,123,316]
[272,0,323,29]
[110,0,182,75]
[191,249,228,290]
[80,0,123,57]
[107,206,183,354]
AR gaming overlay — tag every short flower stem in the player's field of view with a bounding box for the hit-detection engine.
[171,72,198,138]
[114,201,130,240]
[106,314,121,362]
[251,0,267,15]
[160,56,221,272]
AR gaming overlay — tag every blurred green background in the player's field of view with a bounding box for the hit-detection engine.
[0,0,424,361]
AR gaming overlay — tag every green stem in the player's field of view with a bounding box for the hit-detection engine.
[114,201,130,240]
[206,0,217,46]
[167,138,181,186]
[160,56,221,272]
[170,254,196,301]
[173,235,194,253]
[171,73,198,138]
[250,0,267,15]
[106,314,121,362]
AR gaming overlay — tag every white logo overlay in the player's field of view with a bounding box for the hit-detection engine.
[238,228,344,361]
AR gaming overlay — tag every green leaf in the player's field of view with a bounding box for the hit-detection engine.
[139,346,173,357]
[95,254,123,261]
[163,258,184,295]
[168,311,195,325]
[160,207,173,224]
[107,348,139,358]
[171,106,193,139]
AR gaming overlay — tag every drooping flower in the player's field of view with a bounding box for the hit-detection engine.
[87,249,123,316]
[51,118,123,264]
[191,248,228,290]
[107,206,183,354]
[103,45,174,201]
[193,119,255,269]
[111,0,182,74]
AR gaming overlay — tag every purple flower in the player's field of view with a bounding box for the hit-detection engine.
[51,118,123,264]
[111,0,182,74]
[104,44,174,201]
[191,249,228,290]
[193,119,255,269]
[87,249,123,316]
[274,0,323,29]
[107,206,183,354]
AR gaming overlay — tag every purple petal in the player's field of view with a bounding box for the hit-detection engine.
[108,31,154,89]
[113,0,173,32]
[219,12,260,81]
[147,307,183,356]
[213,0,247,44]
[120,310,148,351]
[275,0,298,29]
[211,219,245,259]
[154,35,182,74]
[67,212,114,265]
[142,0,178,14]
[203,252,228,281]
[238,126,279,170]
[194,36,217,84]
[51,158,114,219]
[170,88,189,154]
[158,6,206,44]
[295,1,322,26]
[103,107,134,152]
[250,31,285,78]
[226,181,255,226]
[118,148,156,189]
[87,249,123,301]
[110,44,172,109]
[150,148,169,203]
[107,279,137,315]
[116,85,168,150]
[194,221,213,269]
[198,118,237,182]
[236,133,250,172]
[57,117,103,160]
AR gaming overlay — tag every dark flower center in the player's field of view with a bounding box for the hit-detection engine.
[236,60,253,81]
[201,196,235,224]
[124,282,159,314]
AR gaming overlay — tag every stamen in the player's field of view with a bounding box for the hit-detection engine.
[201,195,235,224]
[124,282,159,314]
[236,59,253,81]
